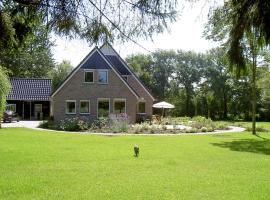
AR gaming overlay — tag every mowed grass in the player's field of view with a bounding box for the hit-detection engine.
[1,127,270,200]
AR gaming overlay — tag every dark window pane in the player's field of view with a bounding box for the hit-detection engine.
[85,71,93,82]
[114,101,126,113]
[138,102,145,113]
[67,102,76,113]
[80,101,90,113]
[98,100,109,117]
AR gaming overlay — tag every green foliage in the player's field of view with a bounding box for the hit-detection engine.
[91,118,110,130]
[0,0,177,46]
[190,116,216,130]
[49,60,73,91]
[131,122,153,134]
[0,66,11,123]
[109,114,130,133]
[205,1,270,73]
[127,50,176,100]
[0,16,55,78]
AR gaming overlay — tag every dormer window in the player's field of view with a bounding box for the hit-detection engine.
[98,70,108,84]
[84,70,94,83]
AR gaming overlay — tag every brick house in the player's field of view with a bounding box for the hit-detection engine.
[51,43,155,123]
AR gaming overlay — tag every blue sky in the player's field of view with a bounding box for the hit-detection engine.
[52,0,221,66]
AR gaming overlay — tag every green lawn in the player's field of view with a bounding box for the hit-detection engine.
[1,127,270,200]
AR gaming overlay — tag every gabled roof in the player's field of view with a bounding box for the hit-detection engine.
[100,43,155,100]
[51,47,140,99]
[105,55,131,75]
[7,78,52,101]
[81,50,111,70]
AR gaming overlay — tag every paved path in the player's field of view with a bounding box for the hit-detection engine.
[1,121,42,128]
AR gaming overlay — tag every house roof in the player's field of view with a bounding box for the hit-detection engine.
[7,78,52,101]
[100,43,155,100]
[51,47,140,99]
[105,55,131,75]
[81,51,111,70]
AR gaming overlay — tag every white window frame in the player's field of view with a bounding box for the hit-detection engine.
[66,100,76,114]
[138,101,146,114]
[84,69,94,83]
[97,98,110,118]
[98,69,108,84]
[113,98,126,114]
[80,100,90,114]
[6,104,16,112]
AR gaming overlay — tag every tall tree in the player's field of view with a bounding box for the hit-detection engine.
[0,66,11,128]
[0,10,55,77]
[207,1,270,69]
[205,3,266,134]
[257,66,270,120]
[151,50,176,100]
[49,60,73,91]
[175,51,204,116]
[204,48,232,119]
[126,54,154,93]
[127,50,176,100]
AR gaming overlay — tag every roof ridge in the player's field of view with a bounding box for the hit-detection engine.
[10,77,52,80]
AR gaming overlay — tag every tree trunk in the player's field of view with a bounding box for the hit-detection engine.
[223,90,228,119]
[208,107,211,119]
[185,87,190,116]
[251,54,257,135]
[194,104,198,116]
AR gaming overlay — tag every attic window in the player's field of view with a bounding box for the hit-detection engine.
[84,70,94,83]
[98,70,108,84]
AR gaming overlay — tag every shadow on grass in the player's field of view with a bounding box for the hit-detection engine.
[211,136,270,155]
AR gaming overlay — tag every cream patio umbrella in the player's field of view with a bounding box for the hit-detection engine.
[153,101,175,117]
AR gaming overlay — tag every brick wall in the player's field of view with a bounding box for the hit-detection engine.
[52,69,138,123]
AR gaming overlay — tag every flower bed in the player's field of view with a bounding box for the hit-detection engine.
[39,115,231,134]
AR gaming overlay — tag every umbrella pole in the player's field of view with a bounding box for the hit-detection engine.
[162,108,164,117]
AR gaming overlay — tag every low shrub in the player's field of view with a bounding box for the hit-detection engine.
[214,122,231,130]
[90,117,109,130]
[190,116,216,130]
[58,118,82,131]
[187,128,198,133]
[109,114,130,133]
[131,122,153,134]
[245,126,269,132]
[39,120,56,129]
[201,127,207,132]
